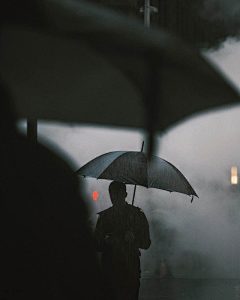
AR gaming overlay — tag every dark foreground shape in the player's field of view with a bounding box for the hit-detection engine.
[0,84,107,299]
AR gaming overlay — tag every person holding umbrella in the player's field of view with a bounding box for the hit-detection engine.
[94,181,151,300]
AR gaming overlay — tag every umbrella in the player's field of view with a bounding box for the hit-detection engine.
[1,0,240,152]
[75,143,198,205]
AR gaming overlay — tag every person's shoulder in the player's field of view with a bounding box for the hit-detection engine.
[97,206,112,216]
[126,203,144,214]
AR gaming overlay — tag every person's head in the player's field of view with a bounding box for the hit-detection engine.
[109,181,127,209]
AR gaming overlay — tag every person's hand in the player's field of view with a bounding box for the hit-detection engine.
[104,233,114,245]
[125,231,135,243]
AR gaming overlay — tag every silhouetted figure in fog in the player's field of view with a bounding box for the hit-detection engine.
[94,181,151,300]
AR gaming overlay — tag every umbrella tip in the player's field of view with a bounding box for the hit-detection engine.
[191,195,198,203]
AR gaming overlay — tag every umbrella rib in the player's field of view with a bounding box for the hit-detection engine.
[144,154,197,197]
[163,159,198,197]
[76,151,125,178]
[96,152,128,180]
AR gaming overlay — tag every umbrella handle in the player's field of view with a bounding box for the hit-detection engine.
[132,141,144,205]
[132,141,144,206]
[132,185,137,205]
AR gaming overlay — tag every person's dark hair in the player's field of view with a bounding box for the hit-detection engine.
[109,181,126,195]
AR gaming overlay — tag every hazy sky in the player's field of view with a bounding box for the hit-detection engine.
[17,37,240,278]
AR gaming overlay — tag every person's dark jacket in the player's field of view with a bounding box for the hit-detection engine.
[95,203,151,256]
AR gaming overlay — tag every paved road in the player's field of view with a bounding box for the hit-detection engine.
[139,278,240,300]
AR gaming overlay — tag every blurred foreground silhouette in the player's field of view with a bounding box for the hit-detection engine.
[0,84,107,299]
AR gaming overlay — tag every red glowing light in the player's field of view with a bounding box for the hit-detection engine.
[93,191,99,200]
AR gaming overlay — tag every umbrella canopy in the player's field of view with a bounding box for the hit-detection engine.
[0,0,240,135]
[76,151,198,201]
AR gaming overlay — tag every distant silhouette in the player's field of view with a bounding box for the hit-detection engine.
[0,83,107,299]
[94,181,151,300]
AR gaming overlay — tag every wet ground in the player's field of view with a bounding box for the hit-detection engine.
[139,278,240,299]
